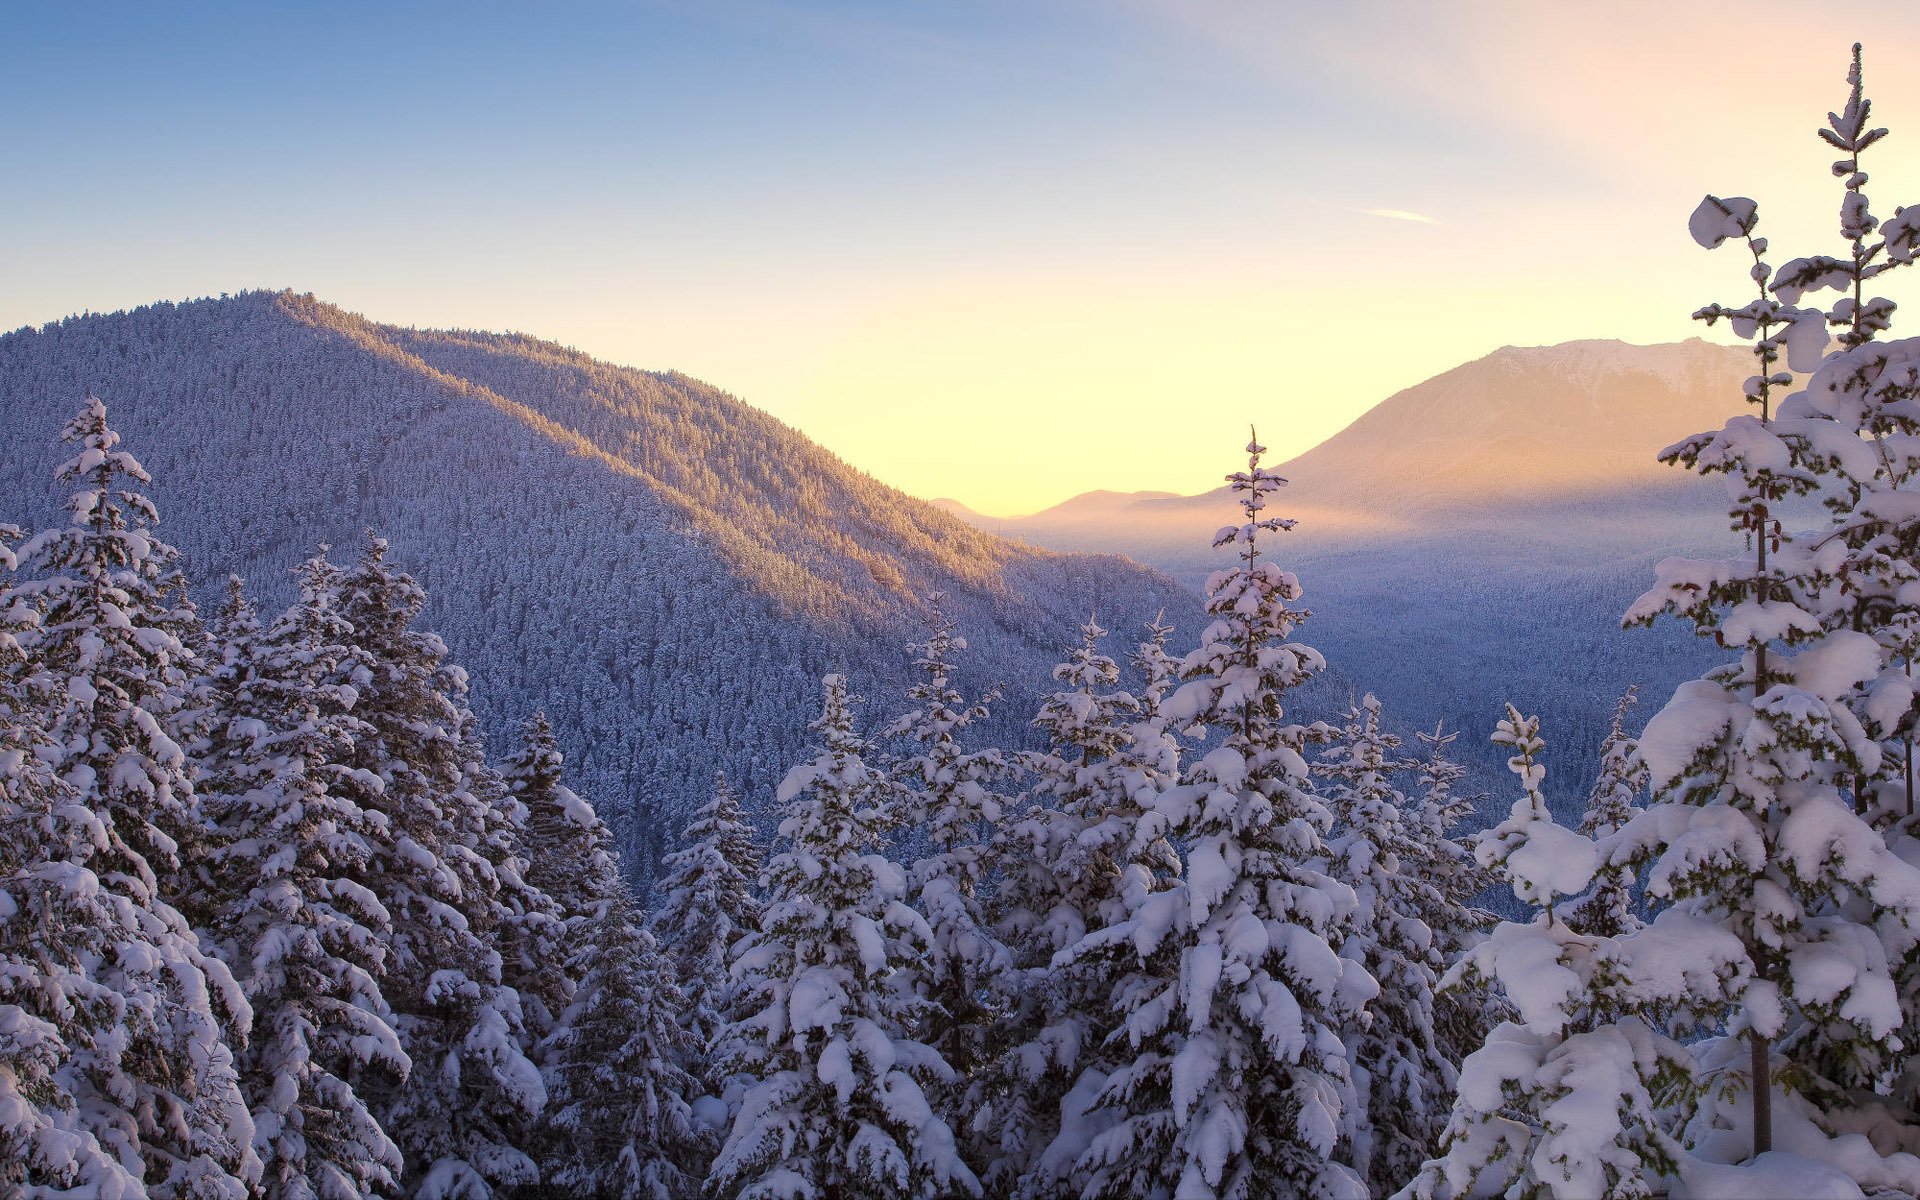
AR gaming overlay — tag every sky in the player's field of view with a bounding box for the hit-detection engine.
[7,2,1920,516]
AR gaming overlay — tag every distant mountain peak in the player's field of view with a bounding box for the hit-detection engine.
[944,335,1750,557]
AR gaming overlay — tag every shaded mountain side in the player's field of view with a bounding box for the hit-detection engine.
[0,291,1200,882]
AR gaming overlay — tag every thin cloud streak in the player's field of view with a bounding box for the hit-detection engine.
[1359,208,1442,225]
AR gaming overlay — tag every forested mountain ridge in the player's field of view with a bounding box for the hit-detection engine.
[0,290,1196,876]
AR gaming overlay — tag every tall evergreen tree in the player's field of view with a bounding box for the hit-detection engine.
[1405,723,1496,1071]
[1319,694,1453,1197]
[653,771,763,1086]
[19,394,212,910]
[512,714,705,1195]
[1564,688,1646,940]
[11,396,259,1199]
[712,674,980,1200]
[984,616,1183,1197]
[1061,436,1375,1199]
[197,560,407,1200]
[1626,46,1920,1167]
[885,596,1010,1147]
[0,521,146,1195]
[1401,709,1723,1200]
[329,537,546,1199]
[505,712,618,1037]
[544,891,705,1198]
[455,709,569,1079]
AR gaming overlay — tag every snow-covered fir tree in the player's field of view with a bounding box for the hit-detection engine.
[652,771,763,1088]
[505,711,620,1030]
[507,713,704,1195]
[17,394,213,911]
[1404,723,1496,1071]
[544,887,706,1199]
[1319,694,1453,1196]
[977,613,1189,1197]
[454,708,570,1081]
[1743,49,1920,1140]
[1401,708,1729,1200]
[1057,435,1376,1200]
[1564,688,1646,939]
[884,596,1010,1155]
[8,396,260,1199]
[1623,46,1920,1185]
[0,520,147,1196]
[196,559,407,1200]
[329,537,547,1199]
[712,673,980,1200]
[982,618,1136,1195]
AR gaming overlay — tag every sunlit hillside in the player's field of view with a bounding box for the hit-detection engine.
[0,291,1198,876]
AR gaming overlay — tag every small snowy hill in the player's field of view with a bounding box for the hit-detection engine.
[0,291,1196,877]
[953,338,1754,810]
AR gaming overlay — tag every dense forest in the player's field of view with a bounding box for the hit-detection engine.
[0,292,1194,891]
[12,44,1920,1200]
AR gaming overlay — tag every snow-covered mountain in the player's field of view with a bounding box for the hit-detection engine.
[988,339,1743,556]
[952,338,1754,807]
[0,291,1197,876]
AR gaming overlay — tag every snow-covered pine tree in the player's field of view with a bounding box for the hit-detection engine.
[196,559,407,1200]
[187,572,259,916]
[0,521,145,1196]
[885,596,1010,1152]
[506,711,620,1029]
[18,394,213,912]
[543,888,706,1200]
[1744,49,1920,1139]
[509,713,705,1195]
[1405,722,1497,1071]
[10,395,260,1199]
[979,618,1138,1195]
[1625,46,1920,1174]
[454,708,570,1081]
[978,613,1189,1197]
[1126,611,1187,779]
[1564,687,1646,939]
[1319,693,1453,1196]
[1400,707,1729,1200]
[652,771,763,1087]
[993,617,1132,967]
[1762,48,1920,835]
[1061,435,1376,1200]
[329,536,546,1199]
[712,673,980,1200]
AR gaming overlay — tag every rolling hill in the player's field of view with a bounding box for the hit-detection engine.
[0,291,1198,879]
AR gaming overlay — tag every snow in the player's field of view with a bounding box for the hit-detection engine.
[1637,679,1738,790]
[1690,195,1759,248]
[1674,1151,1866,1199]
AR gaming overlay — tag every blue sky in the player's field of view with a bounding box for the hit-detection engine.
[7,2,1920,512]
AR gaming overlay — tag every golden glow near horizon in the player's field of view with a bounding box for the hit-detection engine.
[11,2,1920,517]
[360,5,1920,517]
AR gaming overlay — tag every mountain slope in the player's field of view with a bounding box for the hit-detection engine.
[0,291,1197,877]
[955,338,1756,810]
